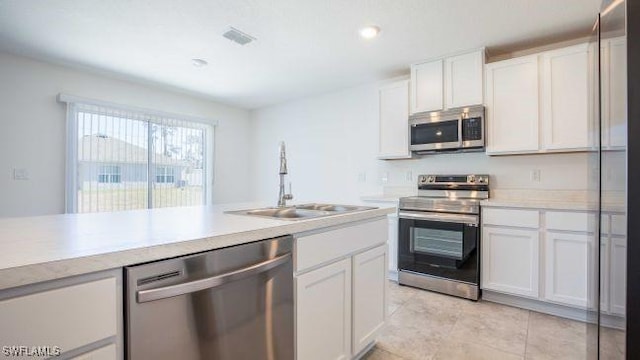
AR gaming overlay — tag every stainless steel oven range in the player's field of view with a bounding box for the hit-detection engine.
[398,174,489,300]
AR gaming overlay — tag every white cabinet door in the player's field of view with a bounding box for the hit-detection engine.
[485,55,540,154]
[387,215,398,275]
[410,59,443,113]
[445,50,484,108]
[610,237,627,316]
[296,258,352,360]
[482,227,539,297]
[541,43,590,150]
[600,236,609,313]
[352,245,387,356]
[378,80,411,159]
[544,232,595,308]
[603,37,627,149]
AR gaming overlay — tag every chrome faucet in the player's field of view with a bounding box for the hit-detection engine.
[277,141,293,207]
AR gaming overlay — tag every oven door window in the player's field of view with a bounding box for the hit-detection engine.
[412,227,464,259]
[398,217,479,284]
[411,120,459,145]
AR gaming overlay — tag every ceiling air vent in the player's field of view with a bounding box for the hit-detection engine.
[222,27,256,46]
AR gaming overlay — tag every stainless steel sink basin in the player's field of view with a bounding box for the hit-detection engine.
[245,208,332,219]
[295,203,374,212]
[226,203,376,221]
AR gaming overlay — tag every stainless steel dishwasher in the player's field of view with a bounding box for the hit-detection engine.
[125,236,294,360]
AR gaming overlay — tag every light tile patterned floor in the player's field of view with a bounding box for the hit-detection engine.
[363,281,625,360]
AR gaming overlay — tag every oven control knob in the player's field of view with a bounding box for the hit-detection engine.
[468,175,475,183]
[419,176,427,183]
[478,177,485,183]
[427,176,435,183]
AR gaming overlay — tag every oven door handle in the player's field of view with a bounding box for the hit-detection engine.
[399,211,479,226]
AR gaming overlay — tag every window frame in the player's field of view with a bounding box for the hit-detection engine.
[60,94,217,213]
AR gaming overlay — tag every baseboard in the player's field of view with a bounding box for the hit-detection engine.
[482,290,625,330]
[352,341,376,360]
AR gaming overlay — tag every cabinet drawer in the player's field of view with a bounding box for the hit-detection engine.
[0,277,117,353]
[296,218,388,272]
[611,215,626,236]
[546,211,595,232]
[483,208,539,228]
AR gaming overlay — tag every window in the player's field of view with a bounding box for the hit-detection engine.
[98,165,121,183]
[155,166,175,184]
[60,95,215,213]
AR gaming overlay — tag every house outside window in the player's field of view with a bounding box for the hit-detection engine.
[98,165,121,183]
[155,166,175,184]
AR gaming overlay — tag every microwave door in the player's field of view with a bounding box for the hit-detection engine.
[410,119,461,152]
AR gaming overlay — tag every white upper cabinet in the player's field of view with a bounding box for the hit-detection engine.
[541,43,591,150]
[378,80,411,159]
[445,50,484,108]
[410,59,443,113]
[411,50,484,114]
[602,36,627,149]
[486,42,593,155]
[485,54,540,154]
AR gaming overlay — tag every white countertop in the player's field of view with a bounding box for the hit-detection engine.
[0,202,394,291]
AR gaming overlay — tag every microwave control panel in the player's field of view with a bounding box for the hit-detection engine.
[462,117,483,141]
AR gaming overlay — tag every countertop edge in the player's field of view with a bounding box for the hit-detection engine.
[0,208,393,291]
[480,199,626,212]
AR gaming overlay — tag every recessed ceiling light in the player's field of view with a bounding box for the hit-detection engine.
[359,25,381,39]
[191,58,208,67]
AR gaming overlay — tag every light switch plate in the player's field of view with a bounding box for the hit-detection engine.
[13,168,29,180]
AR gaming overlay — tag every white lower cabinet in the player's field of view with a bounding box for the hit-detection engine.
[387,215,399,276]
[482,207,626,317]
[609,237,627,315]
[295,218,388,360]
[296,258,352,360]
[544,232,595,308]
[352,246,387,355]
[0,271,122,359]
[482,226,539,298]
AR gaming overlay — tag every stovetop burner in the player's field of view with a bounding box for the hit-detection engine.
[400,174,490,214]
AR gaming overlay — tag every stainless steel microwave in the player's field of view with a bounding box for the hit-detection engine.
[409,105,485,154]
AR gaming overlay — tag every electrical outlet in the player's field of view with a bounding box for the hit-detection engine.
[381,172,389,185]
[530,169,541,182]
[357,172,367,183]
[13,168,29,180]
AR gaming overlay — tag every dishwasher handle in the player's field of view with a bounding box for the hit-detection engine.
[137,252,291,303]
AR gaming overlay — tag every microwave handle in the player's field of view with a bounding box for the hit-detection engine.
[458,116,463,147]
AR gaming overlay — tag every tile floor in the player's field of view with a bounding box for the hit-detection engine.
[363,281,625,360]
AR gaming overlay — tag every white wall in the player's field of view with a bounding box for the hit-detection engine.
[249,78,621,204]
[0,52,252,217]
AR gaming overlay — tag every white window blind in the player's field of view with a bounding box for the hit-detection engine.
[60,95,215,213]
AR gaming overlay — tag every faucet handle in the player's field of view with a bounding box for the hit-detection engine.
[285,182,293,200]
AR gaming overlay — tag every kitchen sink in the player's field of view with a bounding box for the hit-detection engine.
[245,208,332,219]
[295,203,375,212]
[226,203,376,221]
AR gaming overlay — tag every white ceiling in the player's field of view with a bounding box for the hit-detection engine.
[0,0,600,109]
